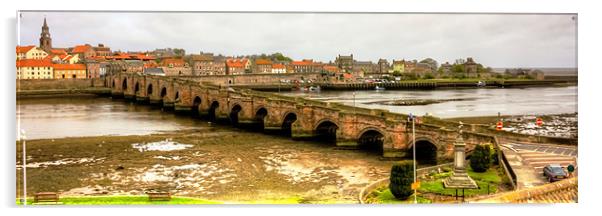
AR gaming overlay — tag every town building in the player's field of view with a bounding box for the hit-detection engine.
[391,60,406,73]
[335,54,354,72]
[16,59,53,79]
[440,62,452,74]
[254,59,273,73]
[291,59,316,73]
[71,44,96,60]
[191,54,215,76]
[39,18,52,52]
[16,45,48,60]
[271,63,286,74]
[226,58,251,75]
[83,59,108,78]
[377,59,390,74]
[158,58,192,76]
[464,57,478,77]
[53,63,87,79]
[354,61,376,73]
[93,44,112,57]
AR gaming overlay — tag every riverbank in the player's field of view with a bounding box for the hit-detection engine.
[445,113,578,138]
[16,87,111,98]
[245,77,577,91]
[16,128,395,204]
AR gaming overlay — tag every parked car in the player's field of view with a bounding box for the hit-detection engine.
[543,164,568,182]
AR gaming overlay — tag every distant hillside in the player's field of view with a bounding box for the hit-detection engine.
[492,67,577,76]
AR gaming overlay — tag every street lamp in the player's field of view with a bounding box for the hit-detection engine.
[408,113,417,204]
[20,129,27,206]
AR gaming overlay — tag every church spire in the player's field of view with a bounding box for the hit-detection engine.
[39,17,52,52]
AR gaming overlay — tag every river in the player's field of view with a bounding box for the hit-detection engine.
[280,86,577,118]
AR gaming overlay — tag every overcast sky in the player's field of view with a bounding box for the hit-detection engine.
[18,12,577,68]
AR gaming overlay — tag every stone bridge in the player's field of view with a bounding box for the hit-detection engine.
[106,73,497,162]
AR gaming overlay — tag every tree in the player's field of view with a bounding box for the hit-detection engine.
[451,64,464,73]
[389,160,414,200]
[470,144,491,172]
[271,52,292,62]
[420,58,439,72]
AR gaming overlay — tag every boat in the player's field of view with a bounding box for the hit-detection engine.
[477,81,486,87]
[375,86,386,91]
[308,86,321,92]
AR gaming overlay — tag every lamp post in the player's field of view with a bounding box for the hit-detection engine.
[20,129,27,206]
[409,113,417,204]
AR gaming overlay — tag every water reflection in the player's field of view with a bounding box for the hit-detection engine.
[17,96,207,140]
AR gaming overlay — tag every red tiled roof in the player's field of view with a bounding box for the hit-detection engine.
[272,63,285,69]
[53,64,86,70]
[51,49,67,55]
[16,59,53,67]
[226,59,248,68]
[16,45,36,53]
[255,59,272,65]
[161,58,186,67]
[72,45,91,53]
[291,60,313,66]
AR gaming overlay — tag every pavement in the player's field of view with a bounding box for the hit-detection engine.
[500,142,577,189]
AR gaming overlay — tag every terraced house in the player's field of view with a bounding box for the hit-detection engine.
[226,58,251,75]
[254,59,273,73]
[53,63,87,79]
[16,59,53,79]
[16,45,48,60]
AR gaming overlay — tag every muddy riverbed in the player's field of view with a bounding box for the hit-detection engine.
[16,127,395,204]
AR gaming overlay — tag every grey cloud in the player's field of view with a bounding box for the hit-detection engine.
[18,12,576,68]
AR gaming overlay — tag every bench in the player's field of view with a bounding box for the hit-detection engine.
[147,192,171,201]
[33,192,60,204]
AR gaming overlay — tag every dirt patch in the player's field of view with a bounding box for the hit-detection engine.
[16,127,394,203]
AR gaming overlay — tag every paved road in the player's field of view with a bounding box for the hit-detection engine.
[500,142,577,189]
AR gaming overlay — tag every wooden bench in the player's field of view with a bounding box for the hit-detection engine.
[147,192,171,201]
[33,192,60,204]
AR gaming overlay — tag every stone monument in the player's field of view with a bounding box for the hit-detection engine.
[443,122,478,190]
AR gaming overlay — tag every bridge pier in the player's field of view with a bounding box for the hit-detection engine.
[136,96,149,103]
[111,90,124,98]
[174,104,192,114]
[124,93,135,100]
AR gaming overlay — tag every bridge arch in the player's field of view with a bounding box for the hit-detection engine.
[208,100,220,122]
[134,82,140,95]
[147,83,153,96]
[357,127,386,154]
[229,104,243,126]
[314,119,339,144]
[408,137,439,165]
[254,107,268,131]
[160,86,167,101]
[281,112,297,136]
[192,96,202,116]
[122,78,128,90]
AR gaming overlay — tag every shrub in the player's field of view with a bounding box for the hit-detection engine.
[389,160,414,200]
[470,144,491,172]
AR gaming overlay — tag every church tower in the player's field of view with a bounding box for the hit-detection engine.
[39,18,52,52]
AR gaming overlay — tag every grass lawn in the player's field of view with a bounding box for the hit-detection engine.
[418,166,501,197]
[16,195,221,205]
[366,187,431,204]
